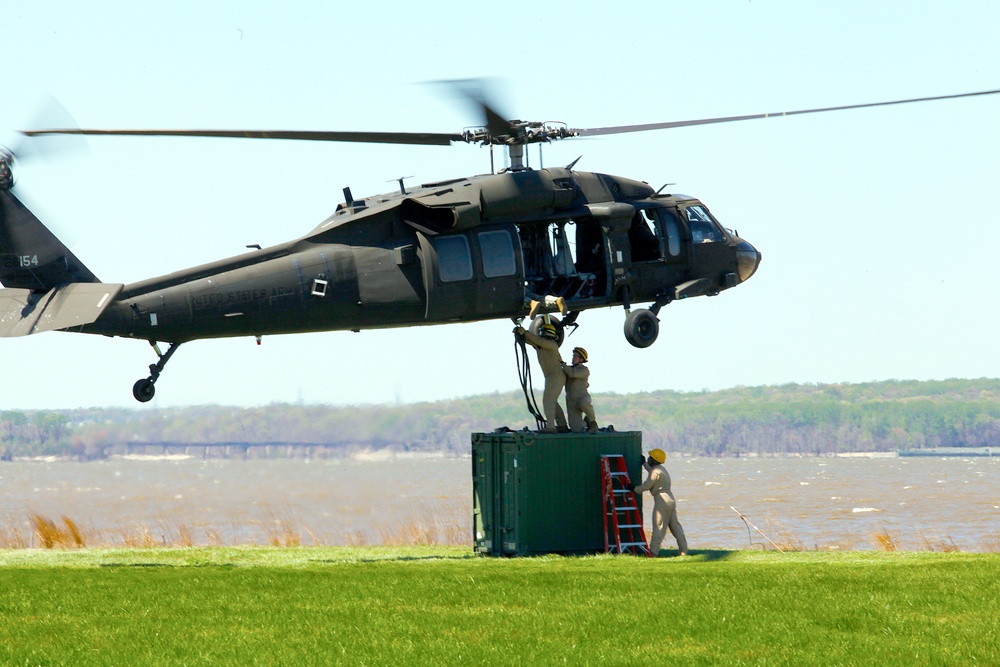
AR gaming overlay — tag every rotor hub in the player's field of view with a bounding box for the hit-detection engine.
[461,120,578,147]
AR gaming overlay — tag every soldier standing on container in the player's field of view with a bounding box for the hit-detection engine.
[632,448,688,556]
[514,318,568,434]
[562,346,598,433]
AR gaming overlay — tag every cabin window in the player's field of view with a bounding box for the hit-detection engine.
[478,230,516,278]
[636,207,682,258]
[685,205,725,244]
[659,209,682,257]
[435,235,473,282]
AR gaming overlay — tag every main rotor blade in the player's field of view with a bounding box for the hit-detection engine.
[574,88,1000,137]
[440,78,516,138]
[20,87,1000,150]
[21,128,464,146]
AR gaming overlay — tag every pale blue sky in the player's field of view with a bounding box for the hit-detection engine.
[2,1,998,410]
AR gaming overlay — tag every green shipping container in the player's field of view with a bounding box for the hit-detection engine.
[472,430,644,556]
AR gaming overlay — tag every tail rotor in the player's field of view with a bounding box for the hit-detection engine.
[2,95,89,195]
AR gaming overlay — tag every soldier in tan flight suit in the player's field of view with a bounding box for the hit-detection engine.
[514,319,568,433]
[562,346,598,433]
[632,448,688,556]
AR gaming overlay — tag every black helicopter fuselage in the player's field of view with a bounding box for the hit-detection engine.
[77,167,760,344]
[8,83,997,403]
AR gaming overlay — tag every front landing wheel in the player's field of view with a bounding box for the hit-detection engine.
[624,308,659,348]
[133,378,155,403]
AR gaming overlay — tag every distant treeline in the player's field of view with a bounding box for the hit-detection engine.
[2,378,999,460]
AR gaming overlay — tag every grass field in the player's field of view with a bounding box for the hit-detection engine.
[2,547,998,666]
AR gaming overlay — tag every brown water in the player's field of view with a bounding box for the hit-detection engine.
[2,454,997,551]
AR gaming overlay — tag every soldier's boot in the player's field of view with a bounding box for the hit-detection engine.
[554,296,567,316]
[528,299,541,319]
[586,418,599,434]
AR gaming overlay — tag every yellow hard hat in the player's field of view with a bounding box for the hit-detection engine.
[572,346,588,362]
[540,323,558,340]
[649,448,666,464]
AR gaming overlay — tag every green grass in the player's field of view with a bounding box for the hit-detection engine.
[1,548,998,666]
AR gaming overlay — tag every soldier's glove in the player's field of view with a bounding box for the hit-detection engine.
[513,325,525,337]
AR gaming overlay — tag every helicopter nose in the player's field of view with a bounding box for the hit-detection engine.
[736,240,761,282]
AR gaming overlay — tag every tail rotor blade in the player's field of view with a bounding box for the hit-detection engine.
[9,95,90,164]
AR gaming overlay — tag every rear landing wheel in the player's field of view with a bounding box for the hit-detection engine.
[133,378,155,403]
[624,308,659,348]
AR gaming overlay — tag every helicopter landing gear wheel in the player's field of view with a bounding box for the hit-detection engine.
[132,341,182,403]
[624,308,659,348]
[132,378,155,403]
[528,314,565,347]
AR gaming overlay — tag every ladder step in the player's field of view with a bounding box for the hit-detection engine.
[618,524,642,529]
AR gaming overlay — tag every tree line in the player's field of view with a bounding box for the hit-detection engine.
[2,378,998,460]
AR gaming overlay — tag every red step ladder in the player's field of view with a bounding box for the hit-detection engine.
[600,454,651,556]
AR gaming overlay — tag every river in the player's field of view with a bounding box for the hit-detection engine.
[1,454,997,551]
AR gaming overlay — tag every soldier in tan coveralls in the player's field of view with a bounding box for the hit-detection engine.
[514,319,568,433]
[632,448,688,556]
[562,346,598,433]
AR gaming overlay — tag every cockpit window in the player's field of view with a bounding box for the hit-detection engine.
[684,205,726,244]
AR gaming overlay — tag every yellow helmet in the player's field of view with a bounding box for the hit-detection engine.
[572,346,588,362]
[540,323,558,340]
[649,448,666,464]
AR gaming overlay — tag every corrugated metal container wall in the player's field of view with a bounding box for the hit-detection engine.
[472,430,644,556]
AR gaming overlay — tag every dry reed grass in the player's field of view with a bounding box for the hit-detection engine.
[718,514,806,552]
[343,530,368,547]
[919,533,960,552]
[766,519,806,552]
[29,514,87,548]
[264,518,301,547]
[177,524,194,548]
[0,522,29,549]
[204,528,223,547]
[10,510,990,553]
[870,529,899,551]
[303,526,322,546]
[250,508,304,547]
[1,504,464,550]
[121,523,160,548]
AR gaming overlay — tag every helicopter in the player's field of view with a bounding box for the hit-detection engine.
[1,86,997,402]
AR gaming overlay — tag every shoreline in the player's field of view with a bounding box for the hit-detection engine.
[6,447,996,463]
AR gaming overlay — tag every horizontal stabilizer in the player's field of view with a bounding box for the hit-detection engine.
[0,282,122,337]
